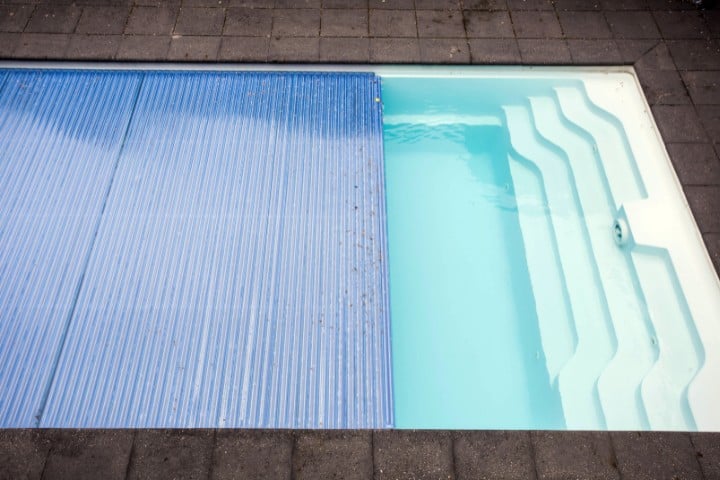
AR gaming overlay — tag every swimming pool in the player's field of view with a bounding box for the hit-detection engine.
[0,65,718,430]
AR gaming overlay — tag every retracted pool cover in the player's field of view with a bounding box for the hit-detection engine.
[0,70,393,428]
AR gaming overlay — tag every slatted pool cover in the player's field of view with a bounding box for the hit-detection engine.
[0,70,392,428]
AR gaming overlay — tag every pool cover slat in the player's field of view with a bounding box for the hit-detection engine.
[0,70,143,426]
[32,71,392,428]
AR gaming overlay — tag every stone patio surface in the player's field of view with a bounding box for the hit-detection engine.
[0,0,719,478]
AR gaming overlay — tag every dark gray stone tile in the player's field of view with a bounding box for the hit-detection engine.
[226,0,274,6]
[416,0,461,9]
[705,10,720,38]
[368,0,414,9]
[320,36,369,61]
[469,38,521,63]
[323,0,368,7]
[419,38,469,63]
[558,11,611,39]
[606,11,661,39]
[370,37,420,62]
[43,430,134,480]
[667,39,720,70]
[416,10,464,38]
[182,0,227,5]
[653,105,708,142]
[211,430,292,480]
[463,0,508,9]
[512,10,562,38]
[454,431,534,480]
[116,34,170,59]
[174,7,225,35]
[168,35,220,60]
[518,38,572,63]
[219,36,268,60]
[633,41,677,70]
[568,39,622,63]
[275,0,320,7]
[66,34,121,59]
[686,186,720,232]
[616,39,661,64]
[369,9,416,37]
[682,71,720,104]
[374,431,453,480]
[0,430,51,480]
[667,143,720,185]
[125,6,178,35]
[0,5,32,32]
[0,32,20,56]
[272,8,320,37]
[698,105,720,145]
[532,431,619,480]
[321,9,367,37]
[76,7,129,34]
[25,5,80,33]
[637,67,690,104]
[507,0,554,10]
[646,0,696,9]
[15,33,69,58]
[269,36,319,61]
[224,7,271,36]
[554,0,601,10]
[600,0,646,9]
[702,233,720,274]
[463,10,513,38]
[293,431,372,480]
[127,430,214,480]
[654,10,711,39]
[611,432,703,480]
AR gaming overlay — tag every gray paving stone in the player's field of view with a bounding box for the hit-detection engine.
[272,8,320,37]
[25,5,80,34]
[223,7,271,36]
[319,36,369,61]
[419,38,469,63]
[293,431,372,480]
[652,105,708,142]
[416,10,465,38]
[600,0,646,9]
[226,0,274,6]
[705,10,720,38]
[321,9,368,37]
[667,143,720,185]
[323,0,369,7]
[218,35,268,61]
[116,34,170,59]
[468,38,521,63]
[653,10,711,40]
[692,433,720,480]
[507,0,554,10]
[512,11,562,38]
[646,0,696,9]
[368,0,415,9]
[567,39,622,64]
[606,11,661,40]
[554,0,601,10]
[43,430,134,480]
[532,431,619,480]
[558,11,611,39]
[174,7,225,35]
[611,432,703,480]
[168,35,220,60]
[463,0,508,9]
[0,430,51,480]
[454,431,535,480]
[637,67,691,105]
[369,9,416,37]
[0,5,32,33]
[463,10,514,38]
[0,32,20,56]
[127,430,214,480]
[276,0,320,7]
[702,233,720,274]
[15,33,69,58]
[698,105,720,146]
[616,39,662,64]
[415,0,462,9]
[76,6,128,34]
[633,41,677,70]
[66,34,121,59]
[269,36,319,61]
[125,6,178,35]
[370,37,420,62]
[211,430,292,480]
[373,431,454,480]
[682,71,720,104]
[686,185,720,232]
[518,38,572,63]
[668,39,720,70]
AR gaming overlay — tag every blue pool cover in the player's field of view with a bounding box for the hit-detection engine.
[0,70,393,428]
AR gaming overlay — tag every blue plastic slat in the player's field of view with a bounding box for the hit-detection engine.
[0,70,142,426]
[41,72,392,428]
